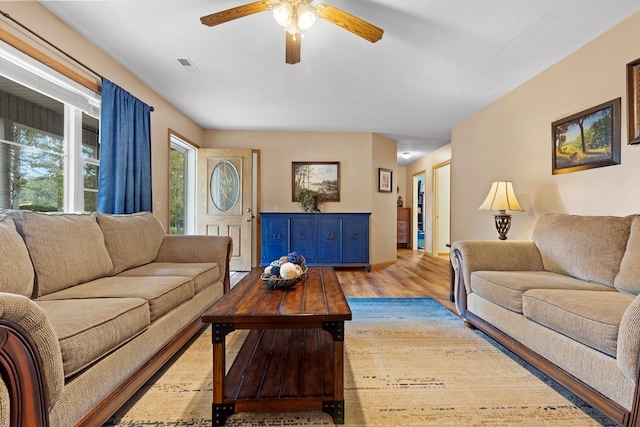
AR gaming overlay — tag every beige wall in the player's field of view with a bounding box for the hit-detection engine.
[372,133,398,263]
[405,144,452,254]
[0,2,205,229]
[451,12,640,242]
[396,166,407,205]
[203,130,398,264]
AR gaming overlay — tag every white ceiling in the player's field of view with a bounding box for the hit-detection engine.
[39,1,640,166]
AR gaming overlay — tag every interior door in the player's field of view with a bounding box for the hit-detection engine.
[432,160,451,257]
[197,148,253,271]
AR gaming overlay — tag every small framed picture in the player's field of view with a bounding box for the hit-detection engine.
[378,168,392,192]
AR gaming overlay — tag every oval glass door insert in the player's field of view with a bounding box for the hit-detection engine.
[210,160,240,212]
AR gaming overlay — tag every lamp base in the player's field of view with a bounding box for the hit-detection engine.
[494,213,512,240]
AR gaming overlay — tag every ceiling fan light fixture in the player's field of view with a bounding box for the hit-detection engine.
[285,20,300,35]
[200,0,384,64]
[273,2,293,27]
[296,4,316,30]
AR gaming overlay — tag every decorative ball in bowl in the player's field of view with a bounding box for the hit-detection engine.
[261,252,307,290]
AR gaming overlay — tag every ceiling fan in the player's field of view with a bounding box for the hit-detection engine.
[200,0,384,64]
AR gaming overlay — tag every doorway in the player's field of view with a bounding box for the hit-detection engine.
[413,172,426,250]
[432,161,451,258]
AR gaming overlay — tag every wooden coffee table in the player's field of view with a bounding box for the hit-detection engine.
[201,266,352,425]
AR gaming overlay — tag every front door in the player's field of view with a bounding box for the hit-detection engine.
[197,148,253,271]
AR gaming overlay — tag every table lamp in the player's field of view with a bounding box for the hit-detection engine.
[478,181,524,240]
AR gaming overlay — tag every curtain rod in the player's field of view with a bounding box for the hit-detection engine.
[0,10,155,112]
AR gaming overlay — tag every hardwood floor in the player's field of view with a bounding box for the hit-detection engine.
[230,248,455,314]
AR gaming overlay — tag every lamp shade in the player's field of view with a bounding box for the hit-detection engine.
[478,181,524,212]
[273,3,293,27]
[296,3,317,30]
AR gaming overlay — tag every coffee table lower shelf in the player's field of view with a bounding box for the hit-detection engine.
[214,328,344,425]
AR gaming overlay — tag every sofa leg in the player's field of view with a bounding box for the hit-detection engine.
[464,320,476,330]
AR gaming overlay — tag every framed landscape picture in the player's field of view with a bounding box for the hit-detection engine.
[551,98,621,175]
[292,162,340,201]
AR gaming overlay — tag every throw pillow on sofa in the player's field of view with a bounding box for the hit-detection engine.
[615,216,640,294]
[0,214,35,297]
[97,212,165,275]
[8,211,113,298]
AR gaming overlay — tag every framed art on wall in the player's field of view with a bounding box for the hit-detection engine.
[378,168,392,192]
[292,162,340,201]
[551,98,621,174]
[627,58,640,145]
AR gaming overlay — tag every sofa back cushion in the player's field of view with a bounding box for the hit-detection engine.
[0,215,35,297]
[9,211,113,297]
[97,212,165,275]
[532,213,632,287]
[615,216,640,294]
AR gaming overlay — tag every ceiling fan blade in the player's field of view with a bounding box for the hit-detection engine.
[200,1,272,27]
[285,32,301,64]
[316,3,383,43]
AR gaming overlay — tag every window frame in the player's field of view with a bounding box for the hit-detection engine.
[0,40,101,213]
[169,132,197,235]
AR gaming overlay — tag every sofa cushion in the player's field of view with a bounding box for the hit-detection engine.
[96,212,165,275]
[0,215,35,297]
[36,276,195,323]
[36,298,149,377]
[522,289,634,357]
[117,262,220,293]
[471,270,614,313]
[8,211,113,297]
[615,216,640,294]
[532,213,633,287]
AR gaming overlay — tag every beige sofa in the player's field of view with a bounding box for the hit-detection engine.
[0,210,232,427]
[451,213,640,427]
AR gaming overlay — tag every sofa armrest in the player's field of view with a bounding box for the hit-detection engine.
[450,240,544,317]
[618,294,640,383]
[0,293,65,426]
[155,235,233,292]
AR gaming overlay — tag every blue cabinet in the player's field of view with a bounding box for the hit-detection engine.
[260,212,371,271]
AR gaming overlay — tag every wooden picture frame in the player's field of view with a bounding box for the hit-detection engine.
[551,98,621,175]
[378,168,392,192]
[291,162,340,201]
[627,58,640,145]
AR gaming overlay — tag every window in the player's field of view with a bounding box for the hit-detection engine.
[169,133,196,234]
[82,114,100,212]
[0,42,101,212]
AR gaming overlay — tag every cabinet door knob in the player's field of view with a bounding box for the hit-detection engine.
[273,232,281,240]
[326,232,334,240]
[297,233,306,240]
[351,232,359,240]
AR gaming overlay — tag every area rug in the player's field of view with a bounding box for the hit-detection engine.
[105,298,614,426]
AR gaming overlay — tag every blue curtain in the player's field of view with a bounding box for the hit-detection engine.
[97,78,152,214]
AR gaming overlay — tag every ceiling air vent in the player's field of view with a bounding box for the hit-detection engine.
[177,58,199,72]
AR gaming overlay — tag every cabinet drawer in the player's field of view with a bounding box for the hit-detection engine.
[260,216,289,264]
[316,217,341,263]
[343,218,368,263]
[291,217,313,260]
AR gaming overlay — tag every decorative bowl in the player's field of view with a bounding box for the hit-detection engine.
[261,266,308,290]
